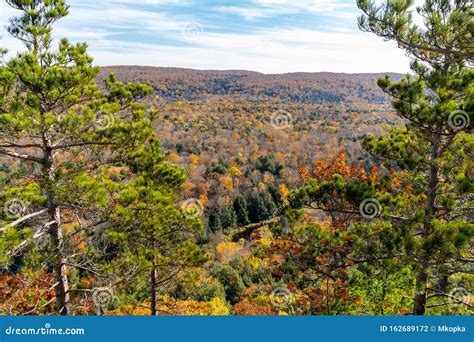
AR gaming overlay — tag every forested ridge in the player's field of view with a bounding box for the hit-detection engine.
[99,66,401,104]
[0,0,472,317]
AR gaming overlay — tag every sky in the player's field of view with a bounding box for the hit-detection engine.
[0,0,414,74]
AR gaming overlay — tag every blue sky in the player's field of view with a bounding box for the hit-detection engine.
[0,0,413,73]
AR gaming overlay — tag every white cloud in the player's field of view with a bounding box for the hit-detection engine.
[85,26,410,73]
[0,0,412,73]
[213,6,286,20]
[215,0,355,20]
[255,0,352,11]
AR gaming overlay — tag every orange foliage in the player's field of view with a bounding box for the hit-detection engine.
[298,166,311,183]
[311,150,380,184]
[0,273,93,315]
[0,273,56,315]
[234,301,276,315]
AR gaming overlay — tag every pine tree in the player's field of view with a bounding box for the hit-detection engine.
[234,195,250,226]
[248,191,271,223]
[357,0,473,315]
[220,204,237,229]
[107,139,206,316]
[207,206,222,232]
[0,0,154,314]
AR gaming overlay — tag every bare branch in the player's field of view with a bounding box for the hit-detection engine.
[0,208,48,232]
[0,148,44,163]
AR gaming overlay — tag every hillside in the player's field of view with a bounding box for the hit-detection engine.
[99,66,403,104]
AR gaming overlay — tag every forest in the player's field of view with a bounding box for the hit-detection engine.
[0,0,472,317]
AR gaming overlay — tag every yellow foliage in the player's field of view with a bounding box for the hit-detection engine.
[262,172,275,185]
[247,256,261,270]
[230,166,242,177]
[158,295,229,316]
[168,153,180,163]
[108,296,229,316]
[255,237,272,248]
[216,241,244,262]
[107,166,129,179]
[198,194,208,207]
[220,175,234,192]
[278,183,290,204]
[180,180,195,196]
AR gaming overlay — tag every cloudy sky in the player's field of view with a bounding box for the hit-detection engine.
[0,0,413,74]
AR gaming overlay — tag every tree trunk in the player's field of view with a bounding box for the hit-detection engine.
[150,264,157,316]
[50,206,70,315]
[412,140,440,315]
[413,260,428,315]
[43,146,70,315]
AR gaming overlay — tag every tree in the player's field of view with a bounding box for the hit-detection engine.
[247,192,270,223]
[207,206,222,232]
[208,262,245,304]
[107,140,207,316]
[256,155,283,176]
[220,204,237,229]
[357,0,474,64]
[357,0,473,315]
[0,0,154,314]
[234,195,250,226]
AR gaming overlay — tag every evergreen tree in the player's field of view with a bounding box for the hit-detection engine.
[108,139,206,316]
[220,204,237,230]
[248,191,270,223]
[286,0,473,315]
[207,206,222,232]
[255,155,283,176]
[356,0,473,315]
[234,195,250,226]
[261,190,278,218]
[0,0,166,315]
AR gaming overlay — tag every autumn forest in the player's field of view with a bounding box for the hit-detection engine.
[0,0,473,317]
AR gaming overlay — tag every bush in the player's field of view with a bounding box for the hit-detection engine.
[208,263,245,304]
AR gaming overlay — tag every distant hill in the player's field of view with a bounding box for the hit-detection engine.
[99,66,403,104]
